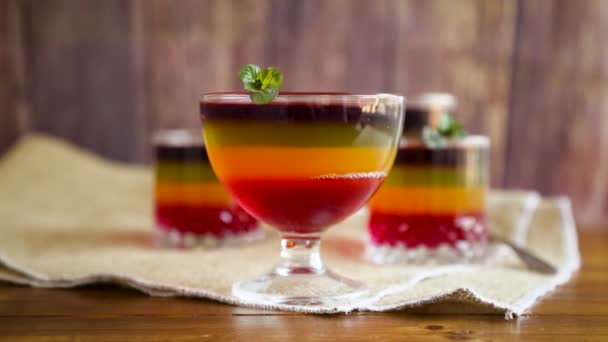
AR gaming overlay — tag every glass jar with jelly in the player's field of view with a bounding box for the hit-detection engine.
[367,93,490,263]
[153,129,262,248]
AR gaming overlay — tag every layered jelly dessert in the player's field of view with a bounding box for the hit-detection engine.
[200,94,401,234]
[367,94,490,263]
[153,130,261,248]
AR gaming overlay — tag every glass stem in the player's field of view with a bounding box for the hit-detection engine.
[275,234,325,276]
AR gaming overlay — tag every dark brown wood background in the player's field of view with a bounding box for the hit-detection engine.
[1,0,607,226]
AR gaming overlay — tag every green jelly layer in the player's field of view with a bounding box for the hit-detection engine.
[155,162,218,183]
[383,165,489,187]
[203,121,398,147]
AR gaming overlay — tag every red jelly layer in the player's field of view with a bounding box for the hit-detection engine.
[368,212,487,248]
[226,176,384,234]
[155,204,258,237]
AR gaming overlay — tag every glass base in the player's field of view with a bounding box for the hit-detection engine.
[365,241,487,265]
[233,269,367,306]
[154,226,264,249]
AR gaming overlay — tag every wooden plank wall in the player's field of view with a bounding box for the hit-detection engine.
[505,0,608,224]
[0,0,606,225]
[0,0,23,155]
[16,0,144,162]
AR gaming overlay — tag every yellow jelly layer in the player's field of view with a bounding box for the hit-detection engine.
[155,182,232,207]
[370,186,486,215]
[205,146,397,180]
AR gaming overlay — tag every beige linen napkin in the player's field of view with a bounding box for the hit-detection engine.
[0,135,580,318]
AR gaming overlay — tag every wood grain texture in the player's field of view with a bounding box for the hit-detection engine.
[0,1,25,155]
[0,0,517,176]
[386,0,516,187]
[0,0,607,224]
[505,0,608,225]
[267,0,385,91]
[138,0,516,180]
[0,228,606,341]
[17,0,142,162]
[137,0,272,151]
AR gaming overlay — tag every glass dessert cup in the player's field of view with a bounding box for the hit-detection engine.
[368,135,490,264]
[153,129,261,248]
[199,92,404,306]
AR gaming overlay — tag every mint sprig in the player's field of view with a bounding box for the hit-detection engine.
[422,112,467,148]
[239,64,283,104]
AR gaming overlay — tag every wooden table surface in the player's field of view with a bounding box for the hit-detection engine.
[1,228,606,341]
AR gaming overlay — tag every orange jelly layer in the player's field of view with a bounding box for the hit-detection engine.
[204,146,396,180]
[370,186,486,215]
[155,182,232,207]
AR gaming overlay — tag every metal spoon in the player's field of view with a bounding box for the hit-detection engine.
[489,234,558,275]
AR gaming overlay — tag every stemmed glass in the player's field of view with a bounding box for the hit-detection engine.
[199,92,404,306]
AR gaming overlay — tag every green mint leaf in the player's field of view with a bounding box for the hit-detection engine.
[239,64,283,104]
[258,67,283,90]
[423,126,447,148]
[250,88,278,104]
[437,112,454,133]
[422,112,467,148]
[239,64,261,85]
[450,121,466,138]
[243,83,258,92]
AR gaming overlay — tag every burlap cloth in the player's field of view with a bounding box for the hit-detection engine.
[0,135,580,318]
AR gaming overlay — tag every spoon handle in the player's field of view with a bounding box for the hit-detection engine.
[489,234,558,275]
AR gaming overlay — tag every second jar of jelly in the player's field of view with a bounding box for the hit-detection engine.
[367,93,490,263]
[153,129,262,248]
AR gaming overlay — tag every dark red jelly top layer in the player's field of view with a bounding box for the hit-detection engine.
[402,108,433,132]
[155,146,209,162]
[393,146,488,167]
[200,101,399,127]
